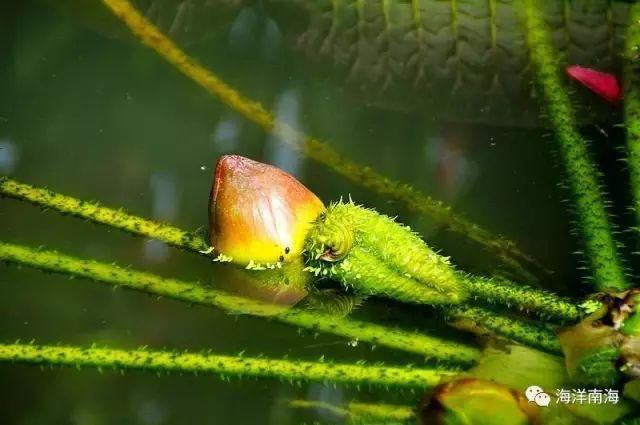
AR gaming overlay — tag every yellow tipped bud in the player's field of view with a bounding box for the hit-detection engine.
[209,155,325,265]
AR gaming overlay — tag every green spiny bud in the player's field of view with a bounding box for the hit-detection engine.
[304,201,468,305]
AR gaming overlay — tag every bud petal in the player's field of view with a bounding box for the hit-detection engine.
[209,155,325,265]
[566,65,622,103]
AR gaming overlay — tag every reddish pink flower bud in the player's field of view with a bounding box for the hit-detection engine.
[209,155,325,265]
[566,65,621,103]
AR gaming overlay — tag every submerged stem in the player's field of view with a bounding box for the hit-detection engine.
[517,0,629,291]
[97,0,549,283]
[288,399,414,423]
[625,4,640,231]
[0,241,480,364]
[0,343,457,389]
[448,306,562,354]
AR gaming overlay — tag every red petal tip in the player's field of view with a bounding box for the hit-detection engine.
[566,65,622,103]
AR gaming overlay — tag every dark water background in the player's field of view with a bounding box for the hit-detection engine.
[0,1,637,424]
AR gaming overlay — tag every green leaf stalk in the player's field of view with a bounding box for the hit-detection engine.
[516,0,628,291]
[288,399,414,424]
[625,3,640,231]
[0,342,457,389]
[0,241,480,365]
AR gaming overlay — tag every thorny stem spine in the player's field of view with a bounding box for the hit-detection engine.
[0,343,457,389]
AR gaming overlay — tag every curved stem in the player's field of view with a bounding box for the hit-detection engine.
[98,0,550,283]
[0,241,481,365]
[0,343,457,389]
[517,0,628,291]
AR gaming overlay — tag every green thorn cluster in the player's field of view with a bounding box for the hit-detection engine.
[305,201,468,305]
[0,342,457,389]
[516,0,628,291]
[0,241,481,365]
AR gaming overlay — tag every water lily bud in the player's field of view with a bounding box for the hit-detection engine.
[209,155,325,265]
[559,289,640,387]
[419,378,541,425]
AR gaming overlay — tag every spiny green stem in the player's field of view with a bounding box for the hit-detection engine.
[0,241,481,364]
[0,343,457,388]
[464,275,582,323]
[448,306,562,354]
[288,399,414,424]
[99,0,550,284]
[625,4,640,231]
[517,0,628,291]
[347,401,414,424]
[0,177,209,254]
